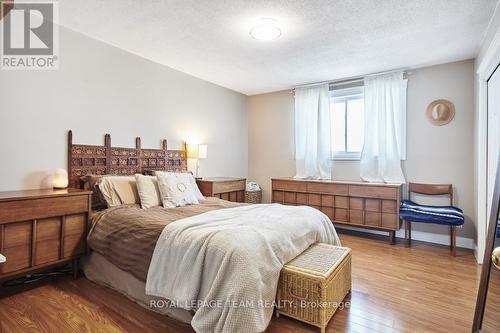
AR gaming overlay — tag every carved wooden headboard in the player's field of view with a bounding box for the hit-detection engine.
[67,130,187,188]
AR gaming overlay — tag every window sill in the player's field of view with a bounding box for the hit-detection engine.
[332,157,360,161]
[332,152,361,161]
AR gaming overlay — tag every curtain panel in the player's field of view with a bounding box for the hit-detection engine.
[294,83,332,179]
[360,71,407,184]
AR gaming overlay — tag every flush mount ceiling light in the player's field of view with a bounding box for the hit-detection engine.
[250,18,282,41]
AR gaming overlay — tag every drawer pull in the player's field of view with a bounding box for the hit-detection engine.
[287,286,308,301]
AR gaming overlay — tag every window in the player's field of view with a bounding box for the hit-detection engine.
[330,83,364,159]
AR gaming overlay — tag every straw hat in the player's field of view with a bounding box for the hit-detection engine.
[426,99,455,126]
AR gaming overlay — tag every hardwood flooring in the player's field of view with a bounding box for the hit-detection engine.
[0,231,481,333]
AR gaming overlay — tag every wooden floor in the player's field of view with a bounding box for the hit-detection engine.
[0,232,481,333]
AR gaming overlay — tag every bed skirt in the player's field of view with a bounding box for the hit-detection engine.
[81,252,194,324]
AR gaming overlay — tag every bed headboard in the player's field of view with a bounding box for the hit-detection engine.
[67,130,188,188]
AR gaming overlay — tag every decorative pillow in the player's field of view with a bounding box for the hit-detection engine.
[80,174,107,210]
[98,176,139,207]
[154,171,204,201]
[156,173,199,208]
[135,174,161,209]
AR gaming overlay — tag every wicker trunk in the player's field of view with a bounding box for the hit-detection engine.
[276,244,352,333]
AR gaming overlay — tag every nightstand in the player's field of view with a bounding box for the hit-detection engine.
[0,188,92,282]
[196,177,246,203]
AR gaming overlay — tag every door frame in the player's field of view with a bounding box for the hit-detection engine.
[472,154,500,331]
[476,22,500,263]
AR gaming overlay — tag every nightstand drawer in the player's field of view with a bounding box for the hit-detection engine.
[212,180,246,194]
[0,195,89,224]
[197,178,246,203]
[0,189,91,281]
[0,245,30,274]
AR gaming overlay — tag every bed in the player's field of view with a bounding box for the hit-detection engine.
[69,131,340,333]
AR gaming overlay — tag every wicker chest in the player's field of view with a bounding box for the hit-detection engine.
[276,244,352,333]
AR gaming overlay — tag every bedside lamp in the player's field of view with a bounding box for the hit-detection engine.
[53,168,68,189]
[186,144,208,178]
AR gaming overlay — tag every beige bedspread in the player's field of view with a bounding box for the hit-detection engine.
[88,197,242,281]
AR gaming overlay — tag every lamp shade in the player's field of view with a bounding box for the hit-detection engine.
[198,144,208,159]
[186,144,199,159]
[53,168,68,189]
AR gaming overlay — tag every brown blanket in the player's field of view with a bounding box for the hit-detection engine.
[88,198,243,282]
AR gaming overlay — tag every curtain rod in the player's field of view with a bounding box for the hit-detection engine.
[292,67,412,91]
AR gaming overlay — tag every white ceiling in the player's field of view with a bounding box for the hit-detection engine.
[59,0,498,95]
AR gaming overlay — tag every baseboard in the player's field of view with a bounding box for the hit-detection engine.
[335,225,475,250]
[474,242,483,264]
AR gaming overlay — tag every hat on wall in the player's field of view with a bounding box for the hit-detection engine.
[426,99,455,126]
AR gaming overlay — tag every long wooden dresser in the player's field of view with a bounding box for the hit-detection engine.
[271,178,403,244]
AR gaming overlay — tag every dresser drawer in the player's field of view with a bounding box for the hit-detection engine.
[335,196,349,209]
[0,195,89,224]
[272,180,307,192]
[365,212,380,226]
[321,207,334,220]
[335,208,348,222]
[284,192,297,204]
[382,200,398,213]
[308,194,321,206]
[272,190,284,203]
[36,239,61,265]
[349,210,363,225]
[349,185,398,200]
[0,244,30,274]
[349,198,364,210]
[307,182,348,195]
[37,217,61,241]
[296,193,308,205]
[3,222,31,247]
[64,234,86,258]
[321,195,334,207]
[65,214,86,236]
[381,213,398,230]
[365,199,381,212]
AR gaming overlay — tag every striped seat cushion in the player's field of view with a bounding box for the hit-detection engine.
[399,200,464,226]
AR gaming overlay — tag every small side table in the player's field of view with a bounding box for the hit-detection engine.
[196,177,246,203]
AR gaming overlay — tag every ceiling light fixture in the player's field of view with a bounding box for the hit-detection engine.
[250,18,282,41]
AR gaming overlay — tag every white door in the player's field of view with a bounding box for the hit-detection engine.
[488,67,500,220]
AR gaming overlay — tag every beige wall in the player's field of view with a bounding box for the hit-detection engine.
[248,60,475,247]
[0,26,248,191]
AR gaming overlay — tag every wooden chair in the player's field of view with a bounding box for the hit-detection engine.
[403,183,462,256]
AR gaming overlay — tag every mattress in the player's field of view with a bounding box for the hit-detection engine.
[88,197,243,282]
[81,251,193,324]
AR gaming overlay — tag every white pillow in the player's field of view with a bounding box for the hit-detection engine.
[135,174,161,209]
[156,173,199,208]
[155,171,204,201]
[98,176,139,207]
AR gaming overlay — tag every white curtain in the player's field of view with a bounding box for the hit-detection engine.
[294,83,332,179]
[360,72,407,184]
